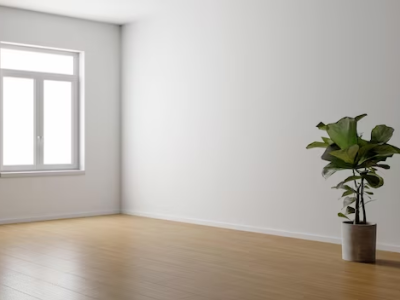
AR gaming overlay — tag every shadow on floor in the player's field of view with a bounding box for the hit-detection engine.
[375,259,400,269]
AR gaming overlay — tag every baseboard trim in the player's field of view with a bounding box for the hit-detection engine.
[123,210,400,253]
[0,209,121,225]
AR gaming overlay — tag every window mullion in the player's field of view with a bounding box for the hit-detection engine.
[35,78,44,169]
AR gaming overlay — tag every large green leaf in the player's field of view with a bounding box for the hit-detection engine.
[306,141,329,149]
[373,144,400,156]
[330,145,360,164]
[346,206,356,215]
[356,144,378,165]
[321,145,354,170]
[356,143,399,167]
[326,117,358,149]
[362,173,384,188]
[371,125,394,144]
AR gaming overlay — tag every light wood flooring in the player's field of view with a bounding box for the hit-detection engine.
[0,215,399,300]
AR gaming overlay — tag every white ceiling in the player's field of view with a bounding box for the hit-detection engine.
[0,0,169,24]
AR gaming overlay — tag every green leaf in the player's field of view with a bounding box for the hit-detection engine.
[363,157,391,169]
[388,144,400,152]
[330,145,360,164]
[326,117,358,149]
[321,144,341,161]
[371,125,394,144]
[321,145,354,171]
[343,175,362,184]
[357,138,369,147]
[333,183,357,193]
[338,212,350,220]
[346,206,356,215]
[306,141,329,149]
[357,144,399,167]
[343,197,356,208]
[355,114,367,122]
[316,122,327,131]
[322,162,341,178]
[321,137,333,145]
[356,144,378,164]
[366,191,374,195]
[333,176,361,190]
[373,144,400,156]
[342,190,355,197]
[376,164,390,169]
[363,173,384,188]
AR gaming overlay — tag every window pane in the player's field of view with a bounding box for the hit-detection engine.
[1,48,74,75]
[3,77,35,166]
[43,81,73,165]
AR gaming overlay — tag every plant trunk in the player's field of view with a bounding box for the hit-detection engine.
[354,186,360,224]
[361,178,367,224]
[353,170,360,225]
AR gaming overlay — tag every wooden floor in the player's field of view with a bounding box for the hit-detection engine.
[0,215,399,300]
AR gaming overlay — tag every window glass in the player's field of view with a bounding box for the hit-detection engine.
[43,80,73,164]
[3,77,35,165]
[0,48,74,75]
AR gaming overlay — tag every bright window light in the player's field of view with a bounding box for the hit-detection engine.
[0,48,74,75]
[3,77,35,166]
[43,80,73,165]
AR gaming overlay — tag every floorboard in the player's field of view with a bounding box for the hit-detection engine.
[0,215,399,300]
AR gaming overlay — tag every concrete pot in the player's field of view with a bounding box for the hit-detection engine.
[342,221,377,263]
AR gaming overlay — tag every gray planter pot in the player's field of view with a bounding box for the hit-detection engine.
[342,221,377,263]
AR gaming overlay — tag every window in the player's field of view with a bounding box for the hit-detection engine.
[0,44,81,174]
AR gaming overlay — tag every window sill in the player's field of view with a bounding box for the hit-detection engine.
[0,170,85,178]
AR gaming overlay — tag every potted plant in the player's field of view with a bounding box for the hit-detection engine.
[306,114,400,263]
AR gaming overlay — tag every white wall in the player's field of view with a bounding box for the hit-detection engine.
[122,0,400,251]
[0,6,121,222]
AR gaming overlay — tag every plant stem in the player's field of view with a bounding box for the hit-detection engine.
[361,172,367,224]
[353,170,360,224]
[354,186,360,224]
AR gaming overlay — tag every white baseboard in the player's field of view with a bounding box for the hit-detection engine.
[0,209,121,225]
[123,210,400,253]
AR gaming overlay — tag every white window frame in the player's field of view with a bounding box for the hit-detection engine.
[0,43,80,174]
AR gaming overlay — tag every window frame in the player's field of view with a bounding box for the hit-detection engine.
[0,43,80,173]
